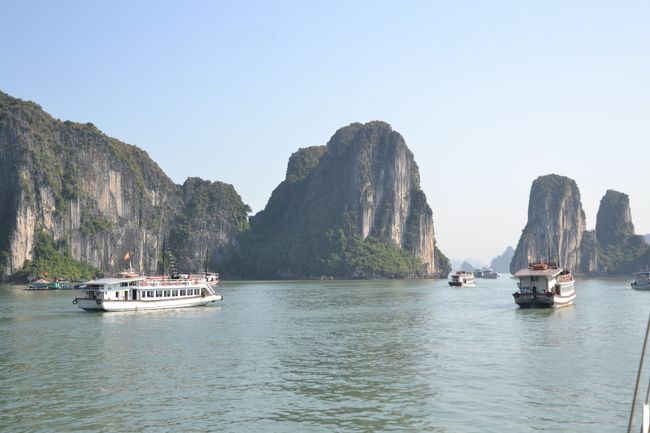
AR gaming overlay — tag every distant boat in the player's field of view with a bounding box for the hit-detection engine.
[631,269,650,290]
[448,271,476,287]
[27,279,49,290]
[47,280,74,290]
[512,261,575,308]
[475,268,499,279]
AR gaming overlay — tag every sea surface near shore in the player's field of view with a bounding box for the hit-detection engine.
[0,276,646,432]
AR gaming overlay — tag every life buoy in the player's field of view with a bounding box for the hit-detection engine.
[72,299,78,304]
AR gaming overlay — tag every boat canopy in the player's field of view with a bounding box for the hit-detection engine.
[84,276,147,286]
[513,268,563,278]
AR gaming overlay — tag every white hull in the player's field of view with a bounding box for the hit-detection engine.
[76,294,222,312]
[632,281,650,290]
[448,282,476,287]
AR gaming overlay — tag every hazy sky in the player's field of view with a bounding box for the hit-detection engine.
[2,0,648,263]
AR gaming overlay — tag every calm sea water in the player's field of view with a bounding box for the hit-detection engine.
[1,277,648,432]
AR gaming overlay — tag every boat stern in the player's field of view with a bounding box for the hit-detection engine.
[512,292,554,308]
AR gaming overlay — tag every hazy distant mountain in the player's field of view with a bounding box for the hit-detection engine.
[645,234,650,245]
[460,261,476,272]
[450,259,485,272]
[490,246,514,273]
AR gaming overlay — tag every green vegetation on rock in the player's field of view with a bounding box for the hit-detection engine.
[15,231,99,281]
[224,122,447,279]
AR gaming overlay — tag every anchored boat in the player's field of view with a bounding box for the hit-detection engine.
[512,261,575,308]
[73,273,222,312]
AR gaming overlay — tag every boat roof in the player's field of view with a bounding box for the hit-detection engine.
[513,268,563,277]
[85,276,147,286]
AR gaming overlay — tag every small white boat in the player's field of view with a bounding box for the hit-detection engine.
[448,271,476,287]
[73,274,222,312]
[512,261,575,308]
[632,270,650,290]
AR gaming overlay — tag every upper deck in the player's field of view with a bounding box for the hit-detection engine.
[84,275,209,292]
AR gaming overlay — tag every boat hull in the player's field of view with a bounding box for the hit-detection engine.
[75,294,222,312]
[513,291,576,308]
[448,282,476,287]
[632,281,650,290]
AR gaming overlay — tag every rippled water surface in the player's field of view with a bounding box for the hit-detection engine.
[1,277,648,432]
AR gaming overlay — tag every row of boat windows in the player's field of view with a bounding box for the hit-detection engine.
[109,289,200,300]
[143,289,200,298]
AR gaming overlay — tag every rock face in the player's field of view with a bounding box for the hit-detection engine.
[227,121,450,279]
[490,246,514,273]
[510,174,586,273]
[0,90,249,279]
[593,190,649,273]
[510,178,649,275]
[596,190,635,248]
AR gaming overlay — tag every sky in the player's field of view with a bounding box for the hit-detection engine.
[1,0,648,263]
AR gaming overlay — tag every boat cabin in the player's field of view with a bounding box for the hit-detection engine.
[81,276,207,302]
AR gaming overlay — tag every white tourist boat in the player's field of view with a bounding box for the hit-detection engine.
[512,261,575,308]
[631,270,650,290]
[73,273,222,312]
[448,271,476,287]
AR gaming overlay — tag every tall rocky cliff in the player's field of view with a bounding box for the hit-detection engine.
[0,90,249,279]
[593,190,649,273]
[510,174,587,273]
[510,177,648,275]
[226,121,450,279]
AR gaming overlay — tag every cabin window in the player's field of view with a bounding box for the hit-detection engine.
[172,290,178,296]
[164,290,170,297]
[147,291,153,298]
[531,276,538,282]
[180,289,186,296]
[156,290,162,297]
[121,282,127,287]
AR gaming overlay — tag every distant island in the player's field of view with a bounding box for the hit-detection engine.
[510,174,649,275]
[489,247,514,273]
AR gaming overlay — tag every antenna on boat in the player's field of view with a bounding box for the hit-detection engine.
[161,235,166,276]
[204,245,209,274]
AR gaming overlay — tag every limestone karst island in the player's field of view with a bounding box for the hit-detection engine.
[0,90,452,282]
